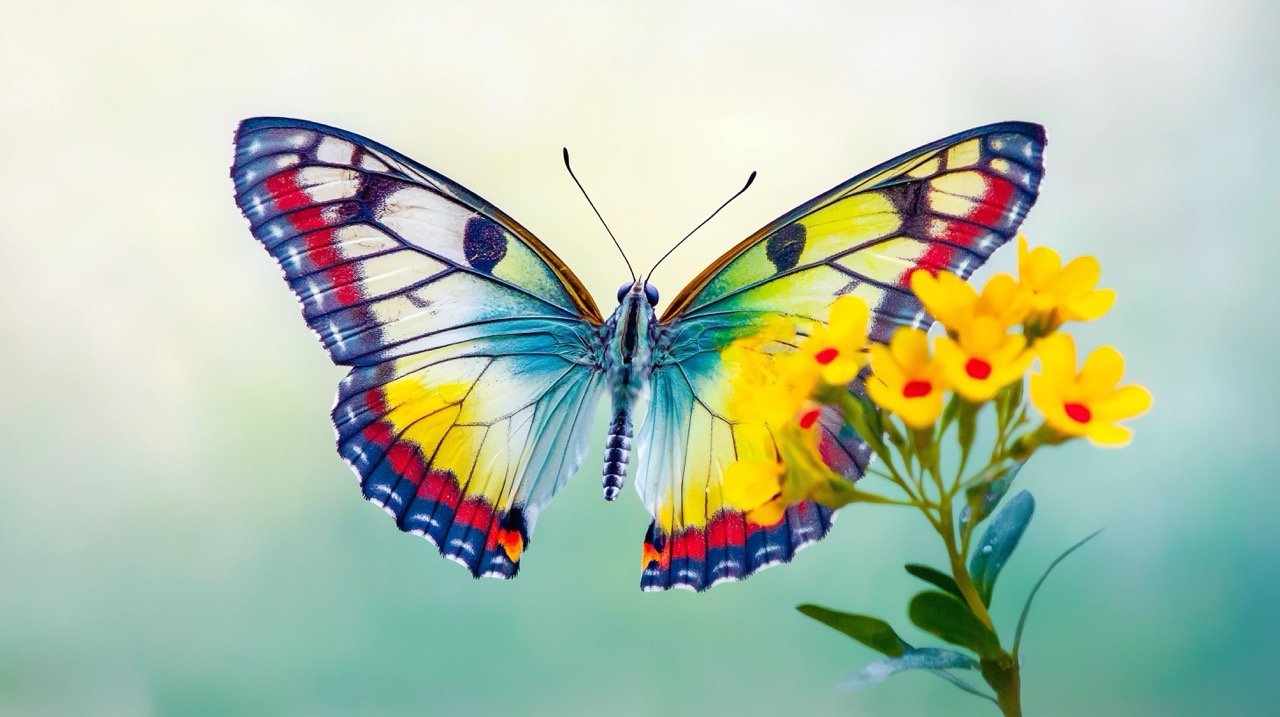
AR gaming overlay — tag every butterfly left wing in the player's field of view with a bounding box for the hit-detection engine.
[636,122,1047,591]
[232,118,607,578]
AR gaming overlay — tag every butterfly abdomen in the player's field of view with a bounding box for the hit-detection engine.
[602,409,633,501]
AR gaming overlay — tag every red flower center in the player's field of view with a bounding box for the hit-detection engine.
[1064,402,1092,423]
[965,358,992,380]
[902,380,932,398]
[814,347,839,365]
[797,406,822,429]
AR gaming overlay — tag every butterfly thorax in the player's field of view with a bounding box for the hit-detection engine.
[598,284,661,501]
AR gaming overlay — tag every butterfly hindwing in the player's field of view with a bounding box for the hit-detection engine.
[232,118,606,577]
[335,348,605,577]
[636,364,860,591]
[637,122,1047,591]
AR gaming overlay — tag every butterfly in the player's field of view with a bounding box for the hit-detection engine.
[231,118,1045,591]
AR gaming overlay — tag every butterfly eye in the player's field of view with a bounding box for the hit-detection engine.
[616,282,632,303]
[644,283,660,306]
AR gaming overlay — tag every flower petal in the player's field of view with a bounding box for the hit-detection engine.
[866,375,899,412]
[1030,373,1080,435]
[1090,384,1153,421]
[1049,255,1102,297]
[911,270,975,330]
[1062,289,1116,321]
[869,344,905,387]
[959,315,1006,355]
[822,358,861,386]
[897,393,944,429]
[747,497,788,526]
[1079,345,1125,398]
[891,329,932,372]
[829,294,870,336]
[1034,333,1078,386]
[1086,421,1132,447]
[1019,236,1062,288]
[723,461,782,510]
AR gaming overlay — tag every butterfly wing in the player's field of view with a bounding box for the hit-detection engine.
[232,118,606,578]
[636,122,1047,591]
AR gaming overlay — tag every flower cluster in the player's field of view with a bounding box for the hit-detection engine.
[720,296,873,525]
[719,235,1150,524]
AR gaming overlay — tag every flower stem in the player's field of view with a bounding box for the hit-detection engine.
[932,497,1025,716]
[938,513,994,630]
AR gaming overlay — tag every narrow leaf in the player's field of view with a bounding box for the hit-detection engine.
[839,648,979,691]
[960,461,1025,528]
[855,391,885,439]
[969,489,1035,604]
[1003,377,1025,420]
[929,669,999,703]
[797,604,907,657]
[1013,529,1104,657]
[904,564,964,600]
[908,591,1001,658]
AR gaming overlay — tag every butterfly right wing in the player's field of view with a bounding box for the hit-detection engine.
[232,118,608,577]
[636,123,1047,591]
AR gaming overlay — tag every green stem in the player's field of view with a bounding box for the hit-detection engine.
[935,496,1022,715]
[981,655,1022,717]
[939,515,994,630]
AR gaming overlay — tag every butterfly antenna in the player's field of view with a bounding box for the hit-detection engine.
[645,170,757,283]
[563,148,635,282]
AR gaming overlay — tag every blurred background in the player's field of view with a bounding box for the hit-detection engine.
[2,1,1276,714]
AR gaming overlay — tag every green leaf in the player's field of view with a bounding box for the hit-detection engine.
[961,461,1025,528]
[969,490,1035,605]
[908,591,1002,658]
[797,604,908,657]
[854,391,885,438]
[1013,529,1104,657]
[839,648,981,692]
[825,389,890,461]
[904,564,964,600]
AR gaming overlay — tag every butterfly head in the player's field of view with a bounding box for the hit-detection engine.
[616,281,660,307]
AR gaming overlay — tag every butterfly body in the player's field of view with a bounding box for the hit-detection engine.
[231,117,1046,591]
[598,282,662,500]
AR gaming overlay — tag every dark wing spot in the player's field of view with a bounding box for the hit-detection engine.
[406,290,431,309]
[765,223,806,272]
[463,216,508,273]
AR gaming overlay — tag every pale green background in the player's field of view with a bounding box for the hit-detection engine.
[3,2,1276,715]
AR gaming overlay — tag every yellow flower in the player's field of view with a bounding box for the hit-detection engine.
[1017,235,1116,335]
[1029,333,1152,446]
[723,459,788,525]
[935,315,1034,402]
[798,295,871,385]
[866,328,948,428]
[911,270,976,333]
[723,318,820,427]
[974,273,1032,329]
[911,270,1030,334]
